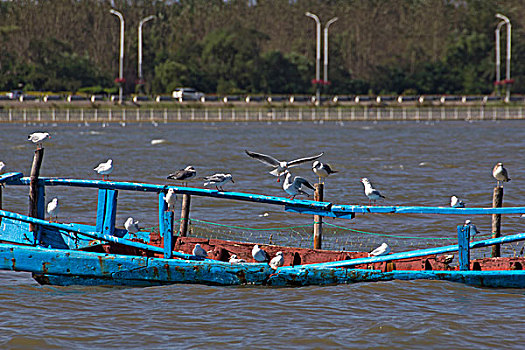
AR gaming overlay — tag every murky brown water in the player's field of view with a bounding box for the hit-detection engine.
[1,120,525,348]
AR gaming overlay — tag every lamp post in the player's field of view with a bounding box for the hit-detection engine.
[323,17,338,90]
[305,12,321,105]
[110,9,125,104]
[495,13,511,101]
[138,15,155,93]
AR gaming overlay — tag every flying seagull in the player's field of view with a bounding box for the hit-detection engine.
[245,150,324,181]
[28,132,50,149]
[203,173,234,191]
[282,171,315,199]
[94,159,113,181]
[492,162,510,187]
[361,177,385,205]
[312,160,338,183]
[167,165,196,186]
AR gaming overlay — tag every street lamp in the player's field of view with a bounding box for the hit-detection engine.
[495,13,511,101]
[110,9,125,104]
[323,17,338,89]
[138,15,155,93]
[305,12,321,104]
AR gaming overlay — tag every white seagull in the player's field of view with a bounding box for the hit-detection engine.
[369,242,390,257]
[252,244,269,262]
[94,159,113,180]
[0,161,5,173]
[164,188,177,211]
[283,171,315,199]
[312,160,338,183]
[492,162,511,187]
[450,195,465,208]
[203,173,234,191]
[464,219,480,240]
[245,150,324,181]
[192,243,208,258]
[124,217,140,234]
[361,178,385,205]
[229,254,246,264]
[28,132,50,149]
[46,197,59,222]
[167,165,196,186]
[269,251,284,269]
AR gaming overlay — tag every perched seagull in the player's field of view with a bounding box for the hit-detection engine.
[252,244,269,262]
[203,173,234,191]
[0,161,5,173]
[443,254,455,265]
[245,150,324,181]
[450,195,465,208]
[492,162,511,187]
[167,165,196,186]
[164,188,177,211]
[369,242,390,257]
[192,243,208,258]
[464,219,480,240]
[124,217,140,234]
[361,178,385,205]
[282,171,315,199]
[229,254,246,264]
[94,159,113,181]
[269,251,284,270]
[46,197,59,222]
[312,161,338,183]
[28,132,51,149]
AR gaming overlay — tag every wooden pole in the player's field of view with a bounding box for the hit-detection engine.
[28,148,45,234]
[491,186,503,257]
[313,183,323,249]
[179,194,191,237]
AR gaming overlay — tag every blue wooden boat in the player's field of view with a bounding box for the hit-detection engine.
[1,171,525,288]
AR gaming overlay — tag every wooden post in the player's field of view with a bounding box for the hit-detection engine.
[179,194,191,237]
[491,186,504,257]
[313,183,323,249]
[457,225,470,271]
[28,148,44,236]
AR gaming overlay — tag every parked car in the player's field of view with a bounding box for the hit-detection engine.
[172,88,204,101]
[6,90,23,100]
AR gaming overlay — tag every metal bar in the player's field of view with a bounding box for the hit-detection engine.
[95,189,107,232]
[159,192,173,259]
[457,225,470,271]
[103,189,118,236]
[298,231,525,269]
[0,209,199,260]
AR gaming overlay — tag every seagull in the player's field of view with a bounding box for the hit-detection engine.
[269,251,284,269]
[229,254,246,263]
[192,243,208,258]
[492,162,511,187]
[283,171,315,199]
[450,195,465,208]
[164,188,177,211]
[443,254,454,264]
[46,197,59,222]
[361,178,385,205]
[27,132,50,149]
[312,161,338,183]
[464,219,480,240]
[94,159,113,180]
[0,161,5,173]
[369,242,390,257]
[203,173,234,191]
[245,150,324,181]
[124,217,140,234]
[252,244,269,262]
[167,165,196,186]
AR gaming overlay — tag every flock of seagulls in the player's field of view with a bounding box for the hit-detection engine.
[16,131,518,267]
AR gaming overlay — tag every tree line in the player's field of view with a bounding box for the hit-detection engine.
[0,0,523,96]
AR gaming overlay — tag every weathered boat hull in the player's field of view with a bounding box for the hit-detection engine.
[2,243,525,288]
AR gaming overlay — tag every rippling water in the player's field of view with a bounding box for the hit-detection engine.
[1,120,525,348]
